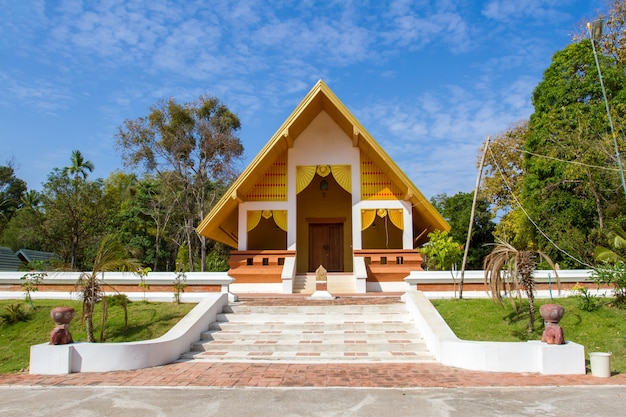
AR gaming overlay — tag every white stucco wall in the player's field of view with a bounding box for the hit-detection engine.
[283,111,414,252]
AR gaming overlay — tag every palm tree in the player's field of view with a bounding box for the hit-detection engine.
[483,239,559,333]
[62,150,94,182]
[61,150,95,269]
[76,235,142,342]
[20,190,41,211]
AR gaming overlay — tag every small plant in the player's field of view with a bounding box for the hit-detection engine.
[137,267,152,301]
[0,304,29,324]
[20,260,48,307]
[20,271,47,307]
[592,261,626,305]
[173,267,187,304]
[571,283,599,312]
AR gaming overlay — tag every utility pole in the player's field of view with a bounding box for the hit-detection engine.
[459,136,490,299]
[588,19,626,198]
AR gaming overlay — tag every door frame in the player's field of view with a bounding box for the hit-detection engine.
[307,218,345,272]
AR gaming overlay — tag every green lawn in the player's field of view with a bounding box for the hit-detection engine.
[432,296,626,374]
[0,299,195,373]
[2,296,624,375]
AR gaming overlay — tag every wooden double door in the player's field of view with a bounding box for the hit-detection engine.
[308,223,344,272]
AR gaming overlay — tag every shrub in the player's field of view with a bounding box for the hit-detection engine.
[571,283,599,312]
[592,261,626,304]
[0,304,29,324]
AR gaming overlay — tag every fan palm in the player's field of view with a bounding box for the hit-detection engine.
[76,235,142,342]
[483,239,559,333]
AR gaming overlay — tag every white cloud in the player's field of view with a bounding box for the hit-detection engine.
[482,0,573,22]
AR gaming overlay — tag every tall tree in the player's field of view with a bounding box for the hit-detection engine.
[523,39,626,267]
[42,151,106,269]
[116,95,243,271]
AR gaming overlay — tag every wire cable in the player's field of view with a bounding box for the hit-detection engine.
[487,144,593,268]
[504,144,620,172]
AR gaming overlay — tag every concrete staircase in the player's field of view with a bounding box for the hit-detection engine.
[179,299,435,363]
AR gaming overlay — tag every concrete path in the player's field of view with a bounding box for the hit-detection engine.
[0,385,624,417]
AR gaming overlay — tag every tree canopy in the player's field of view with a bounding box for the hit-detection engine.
[116,95,243,271]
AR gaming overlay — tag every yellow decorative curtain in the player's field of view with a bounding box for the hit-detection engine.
[296,166,317,194]
[273,210,288,231]
[361,209,376,231]
[361,208,404,231]
[247,210,288,232]
[331,165,351,193]
[247,210,262,232]
[388,209,404,230]
[297,165,352,194]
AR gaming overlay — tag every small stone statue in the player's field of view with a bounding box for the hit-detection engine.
[540,304,565,345]
[315,265,328,292]
[49,306,75,345]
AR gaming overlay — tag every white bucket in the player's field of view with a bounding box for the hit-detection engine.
[589,352,612,377]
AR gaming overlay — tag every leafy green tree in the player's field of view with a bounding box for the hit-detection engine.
[523,39,626,267]
[76,234,142,342]
[0,205,44,251]
[431,192,495,269]
[420,230,463,271]
[481,122,528,213]
[0,164,27,230]
[116,95,243,271]
[106,173,175,271]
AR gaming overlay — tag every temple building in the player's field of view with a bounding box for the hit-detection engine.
[197,80,449,294]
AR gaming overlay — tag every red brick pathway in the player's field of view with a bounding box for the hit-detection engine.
[2,362,625,388]
[2,295,624,388]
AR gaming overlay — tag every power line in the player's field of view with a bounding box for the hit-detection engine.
[503,145,620,172]
[487,144,593,268]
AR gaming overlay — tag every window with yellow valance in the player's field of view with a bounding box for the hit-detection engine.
[360,208,403,231]
[296,165,351,194]
[247,210,288,232]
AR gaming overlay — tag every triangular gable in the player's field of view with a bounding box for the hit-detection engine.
[197,80,449,247]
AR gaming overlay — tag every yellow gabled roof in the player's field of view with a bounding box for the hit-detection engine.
[197,80,449,248]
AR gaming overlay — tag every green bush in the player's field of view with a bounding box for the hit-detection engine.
[592,261,626,304]
[0,304,30,324]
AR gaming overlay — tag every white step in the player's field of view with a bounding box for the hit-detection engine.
[179,298,436,364]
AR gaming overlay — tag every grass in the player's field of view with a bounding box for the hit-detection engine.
[2,295,624,375]
[0,298,195,374]
[432,296,626,374]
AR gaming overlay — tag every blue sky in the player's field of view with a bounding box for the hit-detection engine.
[0,0,605,199]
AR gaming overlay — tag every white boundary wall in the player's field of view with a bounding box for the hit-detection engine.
[30,293,229,374]
[0,271,236,302]
[402,290,586,375]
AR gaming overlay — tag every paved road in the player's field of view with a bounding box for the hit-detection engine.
[1,385,624,417]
